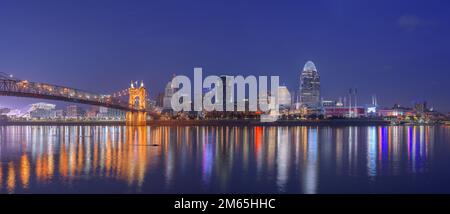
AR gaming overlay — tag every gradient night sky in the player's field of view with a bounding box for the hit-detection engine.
[1,0,449,111]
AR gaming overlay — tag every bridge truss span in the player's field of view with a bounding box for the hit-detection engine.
[0,73,135,111]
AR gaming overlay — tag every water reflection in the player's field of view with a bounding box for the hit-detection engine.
[0,125,446,193]
[304,128,318,194]
[367,127,377,179]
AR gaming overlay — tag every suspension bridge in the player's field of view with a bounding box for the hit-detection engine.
[0,72,151,125]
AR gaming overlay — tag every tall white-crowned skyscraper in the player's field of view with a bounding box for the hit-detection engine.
[299,61,320,107]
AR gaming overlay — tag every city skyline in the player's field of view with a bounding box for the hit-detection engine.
[2,1,450,206]
[0,1,450,111]
[0,60,443,113]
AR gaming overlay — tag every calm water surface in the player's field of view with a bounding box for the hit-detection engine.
[1,125,450,194]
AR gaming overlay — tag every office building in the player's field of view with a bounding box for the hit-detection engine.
[299,61,320,107]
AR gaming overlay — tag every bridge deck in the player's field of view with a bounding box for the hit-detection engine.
[0,74,148,113]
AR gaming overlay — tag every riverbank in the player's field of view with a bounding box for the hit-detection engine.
[147,119,392,126]
[0,119,392,126]
[0,120,126,126]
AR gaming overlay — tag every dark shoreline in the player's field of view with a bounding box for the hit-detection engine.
[0,119,394,126]
[147,119,392,126]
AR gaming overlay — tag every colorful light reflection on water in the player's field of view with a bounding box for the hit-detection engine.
[0,125,450,194]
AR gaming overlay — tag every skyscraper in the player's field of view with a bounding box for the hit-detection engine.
[299,61,320,107]
[219,75,234,111]
[278,86,291,108]
[163,80,175,110]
